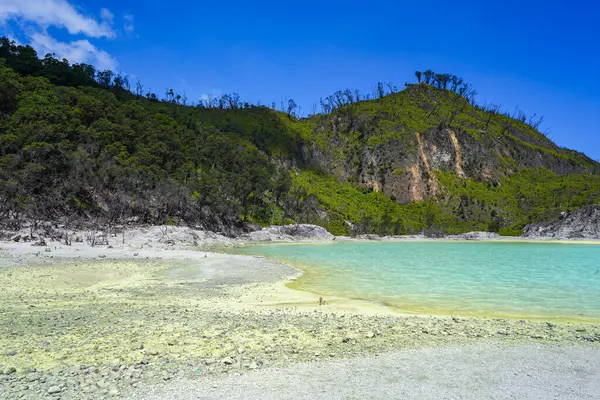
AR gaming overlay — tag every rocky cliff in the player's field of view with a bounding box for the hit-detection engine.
[523,205,600,239]
[302,85,597,205]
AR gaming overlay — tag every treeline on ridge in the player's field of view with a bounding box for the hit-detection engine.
[1,36,599,238]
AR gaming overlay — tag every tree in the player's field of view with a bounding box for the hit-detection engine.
[97,70,114,88]
[165,88,175,102]
[415,71,422,83]
[423,70,434,85]
[377,82,385,98]
[135,79,144,100]
[287,98,297,117]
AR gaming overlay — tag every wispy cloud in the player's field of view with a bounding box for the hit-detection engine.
[200,89,222,103]
[0,0,115,38]
[29,31,117,70]
[100,8,114,26]
[0,0,121,70]
[123,14,134,34]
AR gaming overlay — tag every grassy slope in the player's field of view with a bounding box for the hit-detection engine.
[1,54,599,235]
[284,86,600,235]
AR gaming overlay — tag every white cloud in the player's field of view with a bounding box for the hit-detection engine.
[123,14,134,34]
[30,31,118,70]
[0,0,114,38]
[100,8,114,25]
[200,89,222,103]
[0,1,121,71]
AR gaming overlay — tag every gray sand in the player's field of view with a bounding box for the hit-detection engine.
[130,343,600,400]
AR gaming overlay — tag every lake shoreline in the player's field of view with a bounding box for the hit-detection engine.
[1,228,599,399]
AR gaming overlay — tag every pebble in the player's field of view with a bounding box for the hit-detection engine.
[221,357,234,365]
[365,331,375,338]
[2,350,17,356]
[47,386,62,394]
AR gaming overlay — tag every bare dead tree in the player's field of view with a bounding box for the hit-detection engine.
[135,79,144,100]
[85,230,97,247]
[159,225,170,240]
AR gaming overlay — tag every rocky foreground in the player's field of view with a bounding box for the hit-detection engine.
[130,343,600,400]
[1,226,599,399]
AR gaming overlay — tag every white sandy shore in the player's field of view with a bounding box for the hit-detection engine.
[1,226,599,399]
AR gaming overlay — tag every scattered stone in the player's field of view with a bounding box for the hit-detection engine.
[365,331,376,338]
[248,361,259,370]
[531,335,544,339]
[221,357,234,365]
[2,350,17,356]
[47,386,62,395]
[4,367,16,375]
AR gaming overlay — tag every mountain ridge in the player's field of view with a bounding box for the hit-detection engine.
[1,37,599,237]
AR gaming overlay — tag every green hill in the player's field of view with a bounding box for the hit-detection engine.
[1,38,599,236]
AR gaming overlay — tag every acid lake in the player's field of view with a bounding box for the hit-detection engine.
[233,241,600,322]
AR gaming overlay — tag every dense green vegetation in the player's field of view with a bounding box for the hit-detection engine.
[1,37,599,236]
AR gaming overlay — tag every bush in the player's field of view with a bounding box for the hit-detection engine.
[499,228,522,237]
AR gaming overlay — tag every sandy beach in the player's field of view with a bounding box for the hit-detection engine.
[1,227,599,399]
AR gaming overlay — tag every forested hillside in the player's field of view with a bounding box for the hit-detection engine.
[1,37,599,236]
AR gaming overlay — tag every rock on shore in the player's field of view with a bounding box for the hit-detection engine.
[447,231,500,240]
[523,205,600,239]
[240,224,334,242]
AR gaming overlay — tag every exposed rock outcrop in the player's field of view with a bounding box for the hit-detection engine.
[523,205,600,239]
[447,231,500,240]
[241,224,335,242]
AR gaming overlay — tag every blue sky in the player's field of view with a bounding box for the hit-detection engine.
[1,0,599,160]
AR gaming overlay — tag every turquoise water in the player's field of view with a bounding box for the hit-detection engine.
[233,241,600,321]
